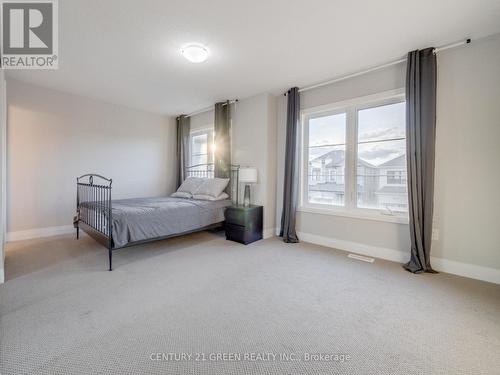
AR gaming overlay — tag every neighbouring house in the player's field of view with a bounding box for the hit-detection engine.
[375,154,408,212]
[308,150,408,212]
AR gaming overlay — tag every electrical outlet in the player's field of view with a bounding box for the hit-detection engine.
[432,228,439,241]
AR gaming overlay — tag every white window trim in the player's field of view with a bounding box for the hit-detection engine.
[298,205,409,224]
[299,89,409,224]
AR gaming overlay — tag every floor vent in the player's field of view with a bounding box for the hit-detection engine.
[348,253,375,263]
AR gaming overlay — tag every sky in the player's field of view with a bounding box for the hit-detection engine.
[309,102,406,166]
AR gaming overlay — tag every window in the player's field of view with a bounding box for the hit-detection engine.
[302,91,408,220]
[357,102,407,212]
[387,170,406,185]
[189,129,214,167]
[306,112,346,206]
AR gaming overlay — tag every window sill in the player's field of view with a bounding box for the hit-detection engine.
[297,205,409,224]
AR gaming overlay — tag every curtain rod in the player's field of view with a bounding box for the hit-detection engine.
[296,38,471,94]
[185,99,239,118]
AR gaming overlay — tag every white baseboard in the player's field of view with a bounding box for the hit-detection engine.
[263,228,276,239]
[297,231,407,263]
[7,225,75,242]
[429,257,500,285]
[297,231,500,285]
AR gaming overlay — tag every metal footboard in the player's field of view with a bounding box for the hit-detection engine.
[76,174,114,270]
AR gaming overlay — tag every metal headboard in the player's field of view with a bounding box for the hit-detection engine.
[185,163,240,204]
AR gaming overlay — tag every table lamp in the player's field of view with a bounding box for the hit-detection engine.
[239,167,258,207]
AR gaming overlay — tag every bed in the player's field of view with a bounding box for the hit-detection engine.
[75,164,239,271]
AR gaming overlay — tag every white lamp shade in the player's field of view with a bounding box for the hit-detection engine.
[239,167,258,183]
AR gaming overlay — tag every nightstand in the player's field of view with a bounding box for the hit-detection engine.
[224,205,263,245]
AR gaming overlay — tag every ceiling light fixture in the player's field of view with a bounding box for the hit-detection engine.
[181,44,208,63]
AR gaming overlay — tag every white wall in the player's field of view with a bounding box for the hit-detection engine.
[233,93,277,236]
[6,79,176,236]
[433,34,500,270]
[275,34,500,282]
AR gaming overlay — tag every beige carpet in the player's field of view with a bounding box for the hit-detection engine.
[1,231,499,375]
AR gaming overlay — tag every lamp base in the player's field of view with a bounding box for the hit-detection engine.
[243,185,251,207]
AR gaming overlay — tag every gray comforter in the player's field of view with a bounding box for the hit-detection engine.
[83,197,232,248]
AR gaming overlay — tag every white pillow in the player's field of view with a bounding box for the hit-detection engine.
[176,177,204,194]
[192,192,229,201]
[193,178,230,198]
[171,191,192,199]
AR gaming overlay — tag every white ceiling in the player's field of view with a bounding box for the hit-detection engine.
[6,0,500,115]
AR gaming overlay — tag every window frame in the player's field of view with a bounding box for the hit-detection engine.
[188,127,214,167]
[299,89,409,224]
[302,107,348,208]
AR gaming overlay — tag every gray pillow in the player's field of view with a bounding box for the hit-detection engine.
[192,192,229,201]
[171,191,192,199]
[177,177,204,194]
[193,178,230,198]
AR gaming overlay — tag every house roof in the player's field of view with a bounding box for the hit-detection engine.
[325,161,344,168]
[378,154,406,167]
[313,150,344,163]
[312,151,407,169]
[313,150,375,168]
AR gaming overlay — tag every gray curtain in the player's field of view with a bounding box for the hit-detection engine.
[403,48,437,274]
[176,115,190,188]
[214,101,231,179]
[279,87,300,243]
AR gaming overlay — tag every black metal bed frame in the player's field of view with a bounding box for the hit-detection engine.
[75,164,239,271]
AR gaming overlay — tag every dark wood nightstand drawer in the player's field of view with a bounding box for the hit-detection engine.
[225,223,263,245]
[224,205,263,245]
